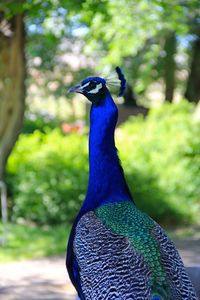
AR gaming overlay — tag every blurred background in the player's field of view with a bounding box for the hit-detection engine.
[0,0,200,299]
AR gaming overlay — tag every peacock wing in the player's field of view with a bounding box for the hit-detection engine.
[74,201,198,300]
[74,210,152,300]
[152,222,198,300]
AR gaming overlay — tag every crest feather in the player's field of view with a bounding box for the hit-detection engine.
[105,67,126,97]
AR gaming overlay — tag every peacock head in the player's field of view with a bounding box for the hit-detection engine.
[69,77,107,104]
[68,67,126,105]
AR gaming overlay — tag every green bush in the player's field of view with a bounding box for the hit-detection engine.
[118,101,200,224]
[7,130,88,224]
[6,101,200,225]
[22,113,57,134]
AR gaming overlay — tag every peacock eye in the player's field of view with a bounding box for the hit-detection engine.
[90,81,96,89]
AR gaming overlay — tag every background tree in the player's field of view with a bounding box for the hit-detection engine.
[184,3,200,102]
[1,0,200,181]
[80,0,200,103]
[163,31,177,102]
[185,34,200,102]
[0,9,26,180]
[0,0,83,180]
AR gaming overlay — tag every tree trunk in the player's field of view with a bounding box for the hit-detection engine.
[123,83,137,107]
[185,35,200,103]
[163,31,176,102]
[0,13,26,180]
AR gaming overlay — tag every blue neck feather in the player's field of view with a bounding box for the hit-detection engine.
[81,91,133,214]
[66,87,134,299]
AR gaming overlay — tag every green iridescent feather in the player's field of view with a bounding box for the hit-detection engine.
[95,201,169,297]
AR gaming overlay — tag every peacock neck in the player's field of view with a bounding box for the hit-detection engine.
[81,91,133,214]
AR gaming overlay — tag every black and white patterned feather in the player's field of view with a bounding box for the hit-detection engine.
[74,211,152,300]
[73,210,198,300]
[153,223,198,300]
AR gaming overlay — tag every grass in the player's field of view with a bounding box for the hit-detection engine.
[0,222,71,263]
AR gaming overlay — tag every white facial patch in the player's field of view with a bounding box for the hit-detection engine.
[88,83,103,94]
[82,82,90,89]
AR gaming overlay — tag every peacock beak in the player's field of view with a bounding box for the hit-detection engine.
[68,84,83,94]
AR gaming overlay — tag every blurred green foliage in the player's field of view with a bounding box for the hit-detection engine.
[6,101,200,225]
[119,101,200,224]
[22,114,57,134]
[81,0,200,96]
[7,130,88,224]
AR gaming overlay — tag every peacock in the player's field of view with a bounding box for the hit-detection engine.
[66,67,198,300]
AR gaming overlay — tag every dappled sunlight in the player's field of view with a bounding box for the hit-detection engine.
[1,1,200,299]
[0,257,77,300]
